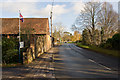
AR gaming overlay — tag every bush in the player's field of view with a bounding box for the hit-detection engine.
[112,33,120,50]
[75,40,82,43]
[2,37,19,64]
[103,42,112,49]
[103,38,112,49]
[4,49,18,63]
[100,33,120,50]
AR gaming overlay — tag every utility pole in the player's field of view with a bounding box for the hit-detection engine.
[51,11,53,37]
[50,0,54,62]
[50,0,54,37]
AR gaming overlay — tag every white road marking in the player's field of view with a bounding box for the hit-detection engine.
[70,44,112,71]
[88,59,112,70]
[71,44,112,71]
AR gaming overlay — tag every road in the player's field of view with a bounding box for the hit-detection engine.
[53,43,119,78]
[2,44,119,79]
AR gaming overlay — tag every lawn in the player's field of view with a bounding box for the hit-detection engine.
[76,43,120,58]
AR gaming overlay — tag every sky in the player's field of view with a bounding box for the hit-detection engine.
[0,0,119,34]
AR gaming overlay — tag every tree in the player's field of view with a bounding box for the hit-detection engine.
[71,24,80,32]
[53,23,65,42]
[62,32,72,42]
[94,29,101,45]
[82,29,91,45]
[76,1,101,45]
[118,20,120,33]
[98,2,118,43]
[72,31,81,42]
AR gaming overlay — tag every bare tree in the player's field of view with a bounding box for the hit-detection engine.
[53,22,65,42]
[76,1,101,45]
[71,24,80,32]
[98,2,118,43]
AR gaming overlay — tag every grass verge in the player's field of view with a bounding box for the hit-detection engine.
[0,41,1,46]
[76,43,120,58]
[67,42,76,43]
[2,63,23,68]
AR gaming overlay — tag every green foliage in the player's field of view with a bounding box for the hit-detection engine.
[4,49,18,63]
[101,38,113,49]
[63,32,72,42]
[112,33,120,50]
[72,31,81,42]
[82,29,91,45]
[100,33,120,50]
[2,37,19,64]
[77,43,89,48]
[77,43,120,58]
[102,42,112,49]
[0,41,1,46]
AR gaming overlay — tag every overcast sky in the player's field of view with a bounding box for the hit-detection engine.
[0,0,119,34]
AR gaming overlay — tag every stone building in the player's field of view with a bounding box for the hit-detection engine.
[2,18,52,63]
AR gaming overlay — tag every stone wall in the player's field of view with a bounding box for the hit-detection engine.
[36,35,45,57]
[23,34,52,64]
[45,35,52,52]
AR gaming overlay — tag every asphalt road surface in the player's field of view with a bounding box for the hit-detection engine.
[53,43,119,79]
[2,44,120,80]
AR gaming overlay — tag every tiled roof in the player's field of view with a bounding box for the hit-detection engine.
[2,18,50,35]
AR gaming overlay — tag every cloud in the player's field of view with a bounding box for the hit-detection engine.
[35,4,69,20]
[1,0,119,3]
[50,4,69,20]
[1,0,39,2]
[1,2,37,17]
[72,1,85,14]
[1,2,69,21]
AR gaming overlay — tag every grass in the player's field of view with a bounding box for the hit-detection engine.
[56,42,63,46]
[0,41,1,46]
[76,43,120,58]
[77,43,90,48]
[67,42,76,43]
[2,63,23,68]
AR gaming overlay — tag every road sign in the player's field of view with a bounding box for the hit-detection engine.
[20,42,24,48]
